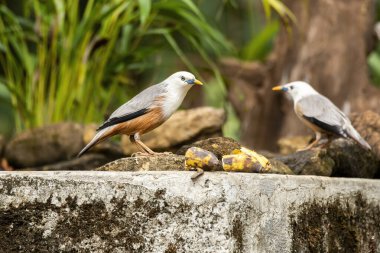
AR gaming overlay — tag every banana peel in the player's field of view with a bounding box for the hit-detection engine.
[222,147,271,173]
[185,147,220,179]
[184,146,271,177]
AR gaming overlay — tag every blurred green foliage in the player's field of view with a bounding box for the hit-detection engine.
[0,84,14,137]
[197,0,284,62]
[368,46,380,86]
[0,0,231,133]
[0,0,290,139]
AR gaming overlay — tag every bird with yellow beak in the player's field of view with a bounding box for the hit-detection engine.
[272,81,371,151]
[78,71,203,157]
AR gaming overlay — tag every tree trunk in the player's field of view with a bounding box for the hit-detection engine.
[224,0,380,151]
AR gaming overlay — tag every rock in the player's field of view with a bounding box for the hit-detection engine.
[24,154,118,171]
[276,149,335,176]
[351,110,380,159]
[97,154,185,171]
[267,159,295,175]
[274,137,379,178]
[121,107,225,154]
[275,111,380,178]
[0,171,379,252]
[4,123,84,168]
[328,138,379,178]
[179,139,293,175]
[177,137,241,160]
[277,136,313,155]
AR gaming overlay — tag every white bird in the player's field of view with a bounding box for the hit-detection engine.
[272,81,371,150]
[78,71,203,157]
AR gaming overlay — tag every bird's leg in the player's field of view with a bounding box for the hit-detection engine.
[133,133,157,155]
[133,133,173,156]
[130,135,152,157]
[318,135,333,149]
[297,132,322,152]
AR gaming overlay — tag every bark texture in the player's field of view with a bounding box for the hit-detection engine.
[224,0,380,151]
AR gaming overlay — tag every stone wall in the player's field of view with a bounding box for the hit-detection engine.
[0,171,379,252]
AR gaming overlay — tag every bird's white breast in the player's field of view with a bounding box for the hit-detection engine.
[161,85,191,119]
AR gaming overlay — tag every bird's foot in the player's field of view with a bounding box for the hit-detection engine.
[142,151,173,156]
[296,147,313,152]
[131,152,153,157]
[131,151,173,157]
[153,151,173,156]
[296,144,319,152]
[296,142,328,152]
[296,136,329,152]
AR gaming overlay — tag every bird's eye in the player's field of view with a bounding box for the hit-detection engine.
[180,76,185,81]
[290,85,294,90]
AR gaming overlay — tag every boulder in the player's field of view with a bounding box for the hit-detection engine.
[274,138,379,178]
[271,108,380,178]
[275,149,335,177]
[97,154,185,171]
[121,107,225,154]
[177,137,241,160]
[99,143,294,176]
[327,139,379,178]
[4,123,84,168]
[267,159,295,175]
[351,110,380,159]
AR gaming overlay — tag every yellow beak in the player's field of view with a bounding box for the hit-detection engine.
[272,85,282,91]
[194,79,203,85]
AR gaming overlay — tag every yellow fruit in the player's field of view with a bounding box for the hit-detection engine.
[223,147,271,173]
[184,147,220,171]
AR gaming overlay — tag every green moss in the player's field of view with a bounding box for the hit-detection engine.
[291,192,380,252]
[0,187,175,252]
[232,216,244,253]
[164,243,177,253]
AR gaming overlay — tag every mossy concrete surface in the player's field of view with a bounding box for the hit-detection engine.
[0,171,379,253]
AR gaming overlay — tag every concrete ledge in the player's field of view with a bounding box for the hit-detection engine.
[0,171,379,252]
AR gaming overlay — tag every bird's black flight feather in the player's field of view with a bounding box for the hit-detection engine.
[303,115,347,137]
[97,108,148,131]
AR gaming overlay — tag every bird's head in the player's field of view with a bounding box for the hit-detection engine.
[167,71,203,88]
[272,81,318,101]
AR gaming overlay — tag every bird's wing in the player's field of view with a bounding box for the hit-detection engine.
[97,82,168,131]
[296,95,350,136]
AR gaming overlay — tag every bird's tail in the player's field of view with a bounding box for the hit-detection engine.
[345,125,371,150]
[77,127,113,157]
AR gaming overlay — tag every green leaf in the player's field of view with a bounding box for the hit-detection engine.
[368,50,380,85]
[266,0,296,23]
[241,20,279,61]
[138,0,151,26]
[262,0,272,19]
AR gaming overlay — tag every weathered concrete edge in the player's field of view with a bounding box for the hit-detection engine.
[0,171,379,253]
[2,170,380,183]
[1,171,380,210]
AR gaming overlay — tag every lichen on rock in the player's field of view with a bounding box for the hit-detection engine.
[177,137,241,160]
[97,154,185,171]
[291,192,380,252]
